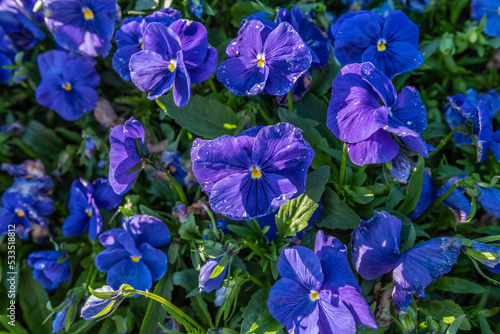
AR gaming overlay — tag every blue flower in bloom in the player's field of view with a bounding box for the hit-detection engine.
[407,168,436,219]
[351,211,462,310]
[199,257,228,293]
[268,230,377,333]
[333,10,423,78]
[27,251,71,290]
[477,186,500,218]
[130,20,218,106]
[84,137,96,158]
[63,178,122,240]
[0,192,38,239]
[189,0,203,19]
[0,0,45,51]
[401,0,429,12]
[437,176,471,224]
[471,0,500,37]
[327,62,431,166]
[43,0,119,57]
[216,19,312,97]
[95,215,170,291]
[191,123,314,220]
[109,117,147,195]
[274,7,332,70]
[35,50,100,121]
[112,9,181,81]
[161,151,188,185]
[1,159,47,180]
[445,88,500,162]
[469,241,500,274]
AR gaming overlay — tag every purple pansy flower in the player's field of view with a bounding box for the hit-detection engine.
[471,0,500,37]
[112,9,181,81]
[351,211,462,310]
[27,251,71,290]
[109,117,147,196]
[35,50,100,121]
[199,257,228,293]
[0,0,45,51]
[95,215,170,291]
[130,20,218,105]
[401,0,429,12]
[43,0,119,57]
[191,123,314,221]
[327,62,431,166]
[268,230,377,333]
[333,10,423,78]
[62,178,122,240]
[216,19,312,97]
[469,241,500,274]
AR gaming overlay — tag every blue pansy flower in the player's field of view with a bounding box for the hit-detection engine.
[63,178,122,240]
[333,10,423,78]
[189,0,203,19]
[407,168,437,219]
[35,50,100,121]
[199,256,228,293]
[351,211,462,310]
[469,241,500,274]
[388,153,412,183]
[471,0,500,37]
[268,230,377,333]
[130,20,218,106]
[191,123,314,221]
[43,0,119,57]
[0,192,38,239]
[27,251,71,290]
[160,151,188,185]
[109,117,147,195]
[0,0,45,51]
[437,175,471,224]
[2,159,47,179]
[477,185,500,218]
[216,19,312,97]
[95,215,170,291]
[112,9,181,81]
[327,62,431,166]
[274,7,332,69]
[401,0,429,12]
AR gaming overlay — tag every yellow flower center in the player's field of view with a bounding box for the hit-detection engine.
[15,209,25,218]
[257,54,265,68]
[168,60,177,72]
[131,255,141,262]
[377,39,387,51]
[251,165,261,178]
[86,208,92,217]
[62,82,72,91]
[169,166,176,173]
[310,290,320,301]
[83,7,94,20]
[356,4,361,11]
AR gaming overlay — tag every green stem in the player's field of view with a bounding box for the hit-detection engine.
[257,106,272,125]
[287,91,294,111]
[152,159,188,205]
[207,77,221,102]
[338,142,347,191]
[417,182,460,222]
[133,290,205,332]
[358,165,367,174]
[247,274,264,288]
[429,128,459,158]
[321,95,330,105]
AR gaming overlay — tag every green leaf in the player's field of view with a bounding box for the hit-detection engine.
[305,166,330,203]
[418,300,471,330]
[21,120,64,159]
[156,94,238,139]
[230,1,274,28]
[430,276,484,294]
[0,315,29,334]
[18,267,52,334]
[139,269,173,334]
[178,214,201,241]
[401,221,416,252]
[241,290,266,334]
[345,186,376,204]
[397,155,425,215]
[276,193,317,238]
[125,161,143,174]
[247,310,283,334]
[316,188,360,230]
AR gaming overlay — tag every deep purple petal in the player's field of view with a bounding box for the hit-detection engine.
[478,186,500,219]
[360,62,396,106]
[98,228,142,257]
[438,177,471,224]
[187,46,217,84]
[351,211,401,280]
[169,19,209,69]
[278,246,323,291]
[171,56,191,106]
[216,57,269,96]
[107,258,153,291]
[407,168,437,219]
[92,178,123,210]
[139,242,168,281]
[382,10,420,48]
[337,286,378,329]
[390,86,427,133]
[123,215,171,248]
[347,129,399,166]
[142,22,182,58]
[130,50,175,96]
[199,258,227,293]
[95,248,130,272]
[362,41,423,78]
[317,291,357,333]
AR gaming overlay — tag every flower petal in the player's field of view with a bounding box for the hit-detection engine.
[390,86,427,133]
[216,57,269,96]
[360,62,396,106]
[362,42,423,78]
[347,129,399,166]
[123,215,171,248]
[95,248,130,272]
[107,258,153,291]
[278,246,323,291]
[139,243,168,281]
[317,290,357,334]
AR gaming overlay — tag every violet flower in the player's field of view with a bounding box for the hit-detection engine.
[27,250,71,290]
[191,123,314,220]
[268,230,377,333]
[471,0,500,37]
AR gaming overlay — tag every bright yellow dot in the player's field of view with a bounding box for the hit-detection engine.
[251,165,261,178]
[169,166,176,173]
[86,209,92,217]
[131,256,141,262]
[168,60,176,72]
[15,209,25,218]
[257,59,265,67]
[356,4,361,10]
[83,8,94,20]
[377,39,387,51]
[63,83,72,91]
[310,290,319,301]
